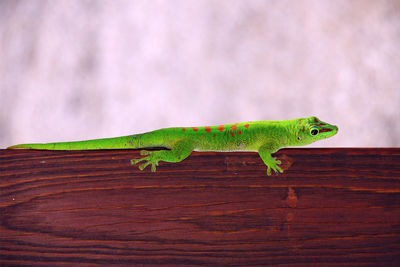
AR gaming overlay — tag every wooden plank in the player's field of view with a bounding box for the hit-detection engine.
[1,148,399,266]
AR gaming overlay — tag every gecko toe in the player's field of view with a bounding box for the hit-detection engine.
[131,158,144,165]
[140,150,150,156]
[276,165,283,173]
[139,161,151,170]
[151,164,157,172]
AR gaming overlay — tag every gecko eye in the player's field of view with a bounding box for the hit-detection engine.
[297,137,301,141]
[310,128,319,136]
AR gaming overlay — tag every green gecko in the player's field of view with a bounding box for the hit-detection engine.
[7,116,338,175]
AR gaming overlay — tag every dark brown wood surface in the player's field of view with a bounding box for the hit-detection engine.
[1,148,399,266]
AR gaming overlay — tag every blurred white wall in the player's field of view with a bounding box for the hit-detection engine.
[1,0,399,147]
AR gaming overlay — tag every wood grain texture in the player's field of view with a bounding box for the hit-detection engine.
[1,148,399,266]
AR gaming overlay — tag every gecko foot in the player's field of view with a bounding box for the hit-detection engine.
[130,150,159,172]
[266,158,283,176]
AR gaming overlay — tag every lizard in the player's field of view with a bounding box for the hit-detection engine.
[7,116,338,175]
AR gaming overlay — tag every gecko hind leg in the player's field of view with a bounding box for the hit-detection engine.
[130,139,195,172]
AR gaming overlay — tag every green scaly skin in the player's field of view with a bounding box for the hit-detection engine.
[7,116,338,175]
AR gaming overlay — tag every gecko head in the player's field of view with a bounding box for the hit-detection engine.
[291,116,338,146]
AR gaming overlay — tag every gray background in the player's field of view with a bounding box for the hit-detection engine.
[1,0,399,148]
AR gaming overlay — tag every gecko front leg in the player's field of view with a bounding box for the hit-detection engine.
[131,139,195,172]
[258,143,283,176]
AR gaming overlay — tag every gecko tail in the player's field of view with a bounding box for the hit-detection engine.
[7,143,73,150]
[7,144,30,149]
[6,128,174,151]
[6,133,164,150]
[6,134,145,150]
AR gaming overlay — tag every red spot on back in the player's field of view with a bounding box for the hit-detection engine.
[205,126,211,133]
[213,134,216,138]
[218,125,224,132]
[317,123,326,126]
[192,127,198,131]
[231,125,237,131]
[302,127,305,132]
[238,130,242,135]
[230,132,235,137]
[182,128,186,131]
[314,118,319,123]
[244,123,249,129]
